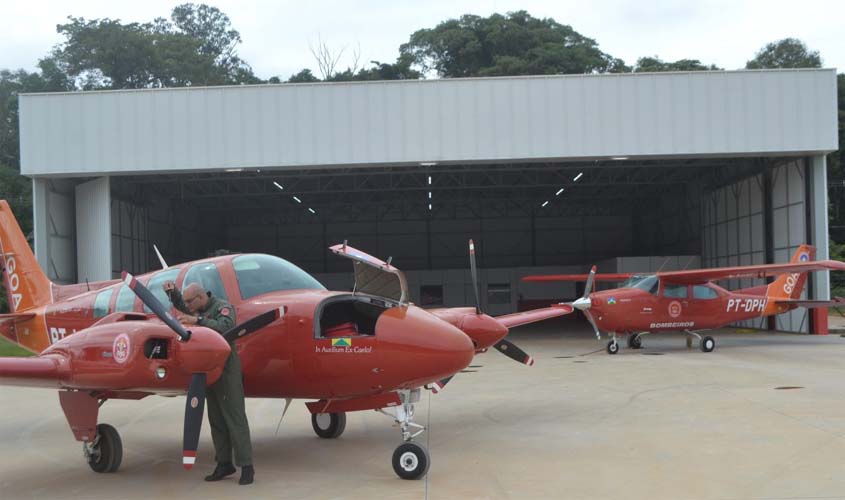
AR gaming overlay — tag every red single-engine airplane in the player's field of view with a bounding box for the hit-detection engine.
[523,245,845,355]
[0,201,571,479]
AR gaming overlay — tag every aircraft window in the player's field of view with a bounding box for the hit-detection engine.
[143,268,182,313]
[114,285,136,312]
[628,275,659,295]
[183,263,228,302]
[663,284,688,299]
[693,285,719,300]
[233,254,325,299]
[93,288,114,318]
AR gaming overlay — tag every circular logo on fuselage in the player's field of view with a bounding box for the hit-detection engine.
[113,333,131,364]
[668,301,682,318]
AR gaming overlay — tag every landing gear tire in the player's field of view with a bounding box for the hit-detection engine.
[312,412,346,439]
[606,340,619,355]
[87,423,122,473]
[392,442,430,480]
[700,336,715,353]
[627,335,642,349]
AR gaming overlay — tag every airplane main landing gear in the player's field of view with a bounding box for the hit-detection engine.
[84,423,122,473]
[627,334,643,350]
[685,330,715,353]
[312,412,347,439]
[379,388,430,480]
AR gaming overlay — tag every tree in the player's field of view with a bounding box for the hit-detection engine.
[635,56,720,72]
[287,69,319,83]
[400,11,629,78]
[745,38,822,69]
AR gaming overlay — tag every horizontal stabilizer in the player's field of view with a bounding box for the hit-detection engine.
[774,299,845,309]
[0,312,37,324]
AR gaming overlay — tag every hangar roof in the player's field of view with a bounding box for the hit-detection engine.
[19,69,839,177]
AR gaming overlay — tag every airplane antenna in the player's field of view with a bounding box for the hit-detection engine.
[656,257,670,272]
[275,398,293,436]
[153,244,169,269]
[85,278,90,292]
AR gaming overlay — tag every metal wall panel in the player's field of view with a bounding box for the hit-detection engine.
[20,70,838,176]
[75,177,112,282]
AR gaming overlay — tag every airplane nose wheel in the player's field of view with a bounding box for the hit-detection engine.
[378,388,429,480]
[392,442,430,480]
[606,339,619,355]
[311,412,347,439]
[84,423,122,473]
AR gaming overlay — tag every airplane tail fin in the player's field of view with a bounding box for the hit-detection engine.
[765,244,815,301]
[0,201,53,312]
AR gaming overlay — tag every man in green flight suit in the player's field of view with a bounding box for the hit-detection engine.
[164,280,255,485]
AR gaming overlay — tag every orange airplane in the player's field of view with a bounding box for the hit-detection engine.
[523,245,845,355]
[0,201,571,479]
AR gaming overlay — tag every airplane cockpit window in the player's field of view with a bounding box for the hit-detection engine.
[144,268,182,313]
[234,255,325,300]
[183,263,228,302]
[93,288,114,318]
[663,284,688,298]
[693,285,719,299]
[627,275,659,295]
[114,284,136,312]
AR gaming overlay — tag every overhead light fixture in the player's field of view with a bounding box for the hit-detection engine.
[541,201,549,208]
[427,176,432,185]
[273,181,284,191]
[428,191,432,199]
[611,156,628,160]
[573,172,583,182]
[293,196,302,203]
[308,208,316,214]
[428,203,432,211]
[420,162,437,167]
[224,168,243,172]
[555,188,564,196]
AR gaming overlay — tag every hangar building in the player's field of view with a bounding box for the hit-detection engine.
[18,69,839,332]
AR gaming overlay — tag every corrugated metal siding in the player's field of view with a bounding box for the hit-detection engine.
[75,177,111,281]
[19,69,838,176]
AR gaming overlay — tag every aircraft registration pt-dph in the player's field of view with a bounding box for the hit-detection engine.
[0,201,572,480]
[523,245,845,355]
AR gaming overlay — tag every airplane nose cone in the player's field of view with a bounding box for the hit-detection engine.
[572,296,592,311]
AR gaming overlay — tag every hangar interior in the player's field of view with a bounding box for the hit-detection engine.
[21,70,837,331]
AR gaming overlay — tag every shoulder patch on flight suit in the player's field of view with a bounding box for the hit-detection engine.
[219,306,231,317]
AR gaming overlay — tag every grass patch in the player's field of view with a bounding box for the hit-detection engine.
[0,336,34,357]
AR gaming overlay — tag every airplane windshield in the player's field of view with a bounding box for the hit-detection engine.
[233,254,326,299]
[623,275,659,294]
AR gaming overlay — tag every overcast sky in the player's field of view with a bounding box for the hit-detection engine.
[1,0,842,80]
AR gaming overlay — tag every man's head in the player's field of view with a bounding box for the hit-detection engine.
[182,283,209,313]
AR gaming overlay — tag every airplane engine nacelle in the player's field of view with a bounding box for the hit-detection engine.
[41,320,231,393]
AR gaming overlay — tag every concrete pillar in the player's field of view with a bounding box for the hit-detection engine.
[75,177,112,282]
[810,155,830,300]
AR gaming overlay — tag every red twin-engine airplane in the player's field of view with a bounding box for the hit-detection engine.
[524,245,845,355]
[0,201,571,479]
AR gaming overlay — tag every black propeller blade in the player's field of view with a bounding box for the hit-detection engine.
[222,307,284,343]
[122,272,191,341]
[182,373,207,470]
[469,239,482,314]
[493,339,535,366]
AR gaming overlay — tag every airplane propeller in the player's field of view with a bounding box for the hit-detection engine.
[570,266,601,339]
[466,239,535,366]
[122,272,281,469]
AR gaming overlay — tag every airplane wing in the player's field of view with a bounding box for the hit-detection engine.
[494,304,574,329]
[522,273,635,282]
[657,260,845,285]
[772,298,845,309]
[0,356,65,388]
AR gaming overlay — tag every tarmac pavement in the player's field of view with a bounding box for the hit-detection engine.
[2,319,845,499]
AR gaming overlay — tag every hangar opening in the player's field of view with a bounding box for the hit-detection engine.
[20,70,838,333]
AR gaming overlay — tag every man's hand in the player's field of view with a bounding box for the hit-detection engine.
[177,312,198,325]
[163,280,176,292]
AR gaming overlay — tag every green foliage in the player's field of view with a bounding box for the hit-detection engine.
[399,11,629,78]
[745,38,822,69]
[830,239,845,297]
[0,337,32,357]
[53,4,260,90]
[634,56,721,72]
[287,68,319,83]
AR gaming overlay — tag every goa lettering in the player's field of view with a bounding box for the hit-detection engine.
[4,256,23,310]
[783,273,800,295]
[726,298,767,313]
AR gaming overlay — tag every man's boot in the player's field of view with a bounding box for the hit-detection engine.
[204,462,236,481]
[239,465,254,485]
